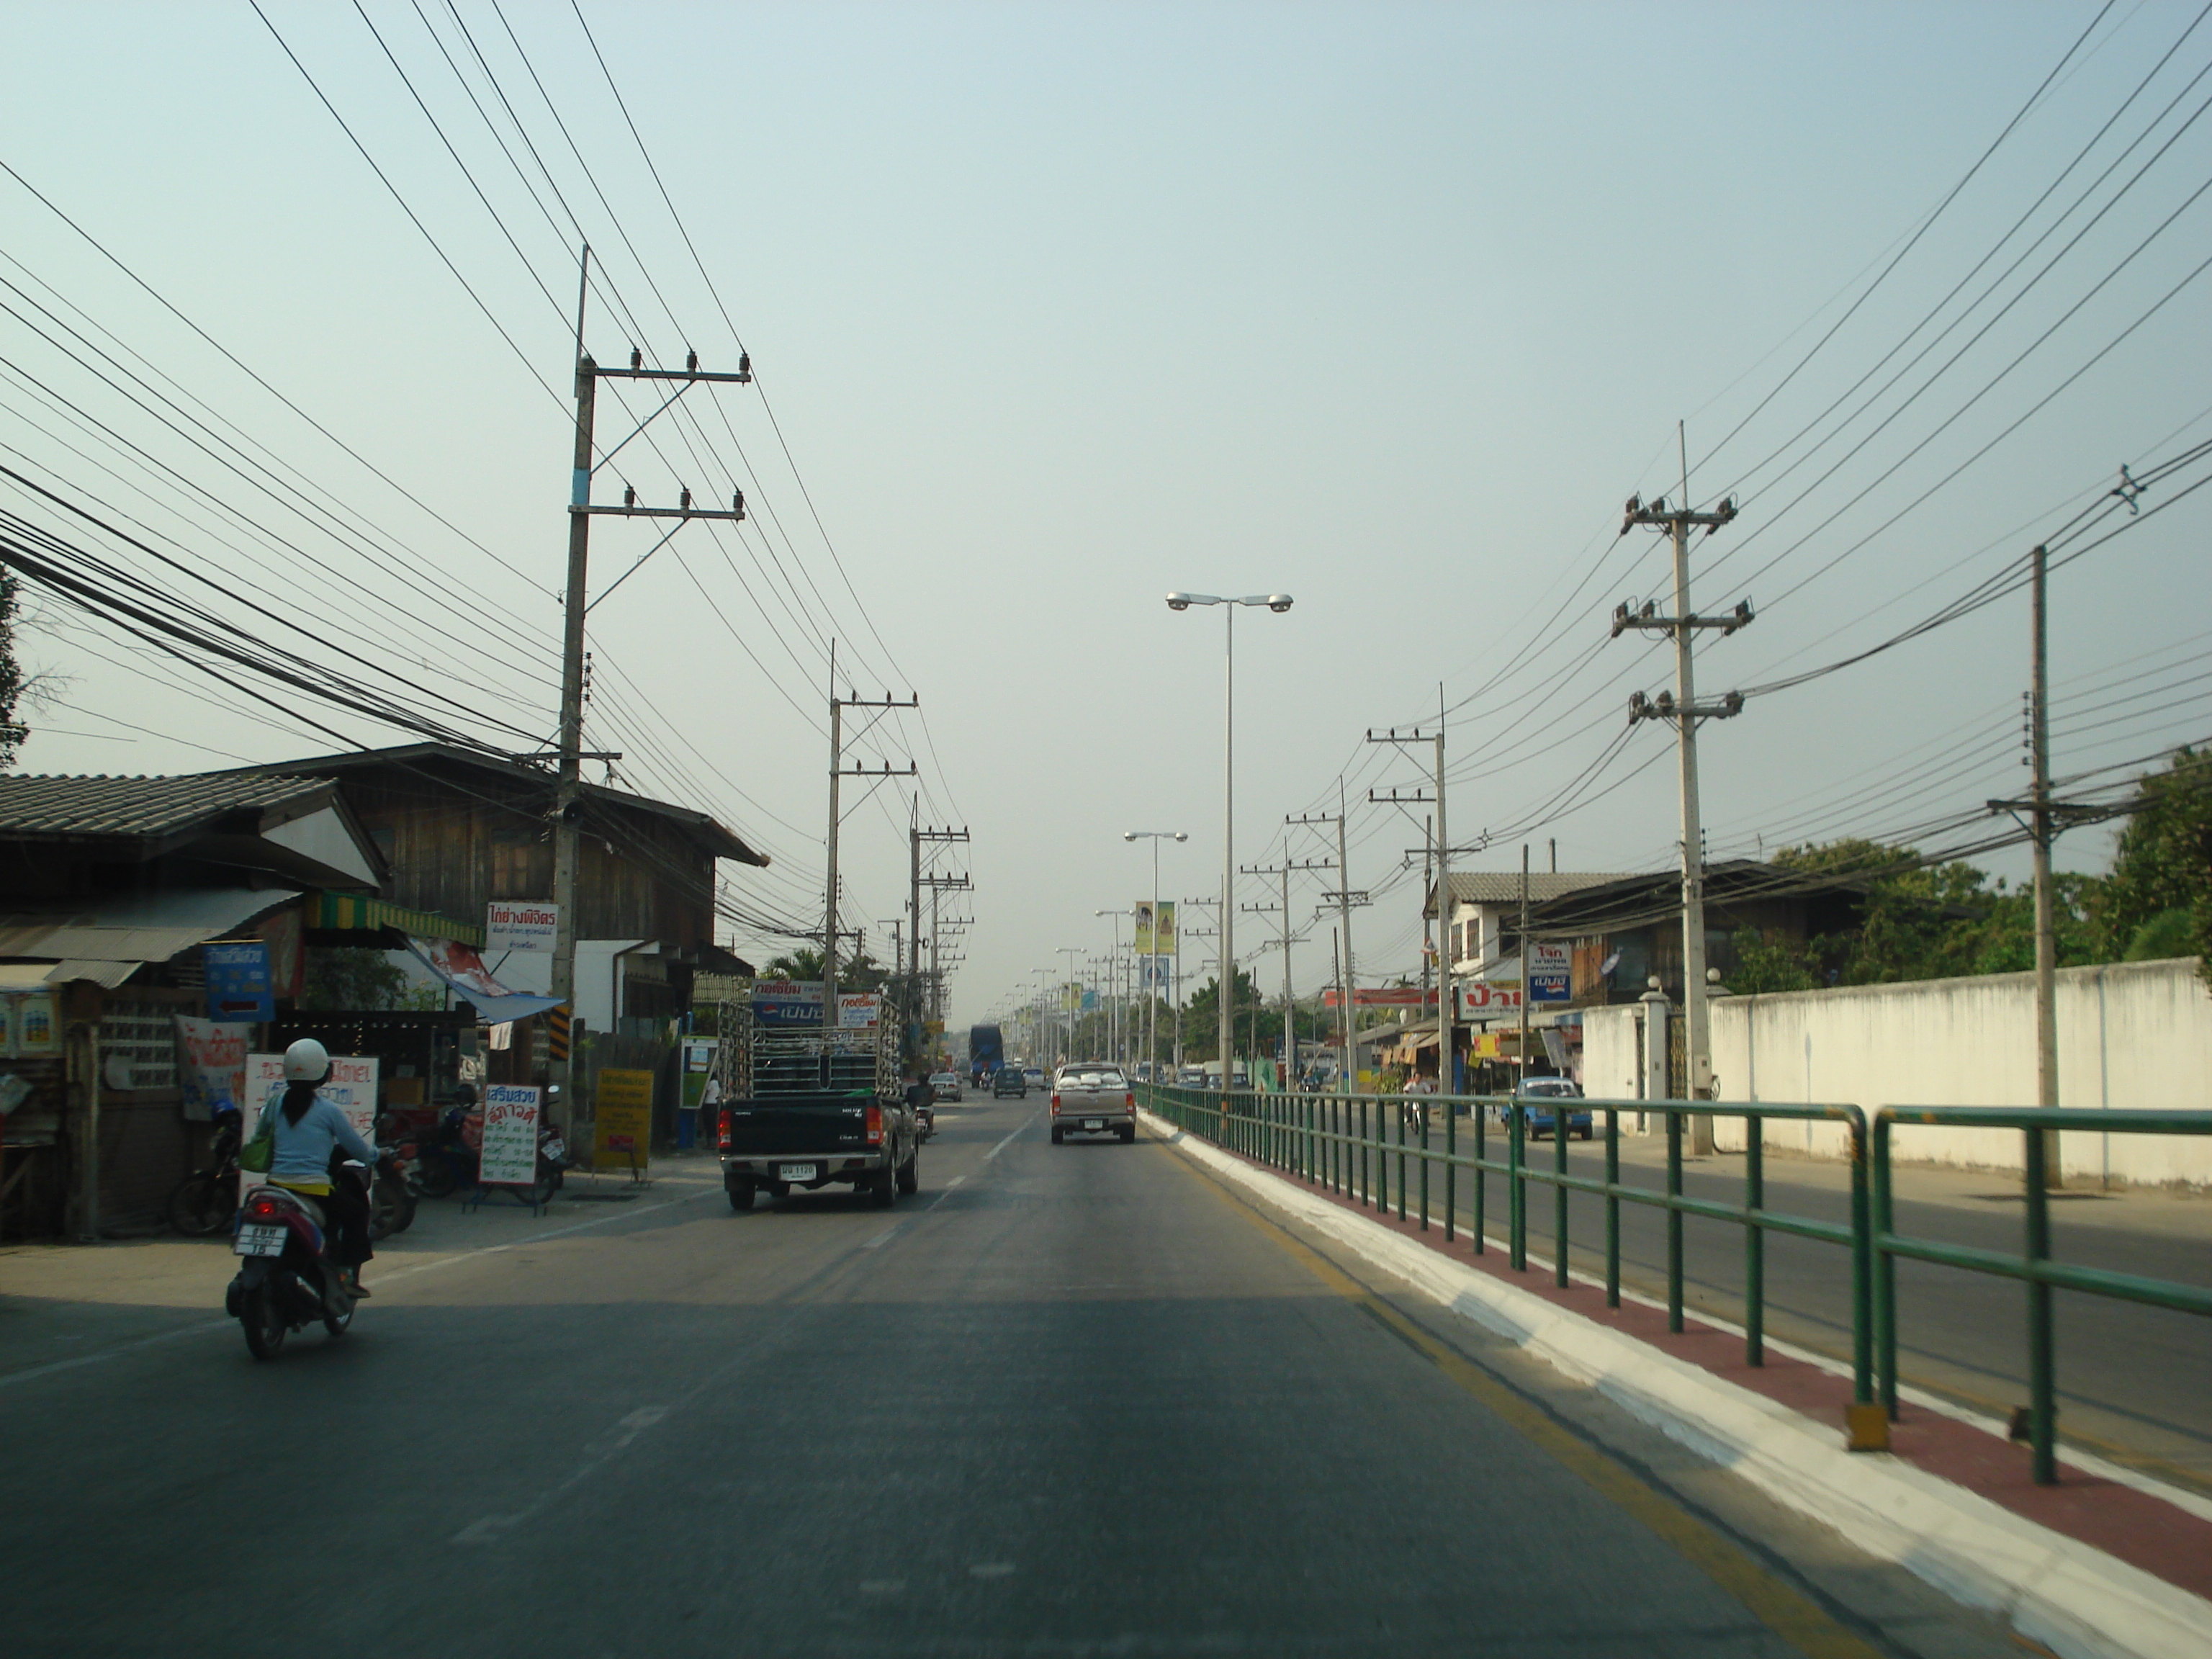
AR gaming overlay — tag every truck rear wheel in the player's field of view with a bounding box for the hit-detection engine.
[727,1178,755,1212]
[896,1153,918,1195]
[871,1167,896,1209]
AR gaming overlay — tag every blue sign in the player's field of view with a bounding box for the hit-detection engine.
[1529,971,1572,1004]
[750,979,825,1027]
[203,940,274,1021]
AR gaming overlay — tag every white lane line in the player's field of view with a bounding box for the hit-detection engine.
[454,1402,673,1545]
[860,1223,907,1251]
[984,1112,1038,1162]
[0,1188,713,1390]
[944,1175,966,1189]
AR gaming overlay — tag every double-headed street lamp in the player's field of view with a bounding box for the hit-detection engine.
[1164,591,1292,1094]
[1124,830,1187,1082]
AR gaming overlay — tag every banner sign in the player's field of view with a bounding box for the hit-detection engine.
[404,935,563,1025]
[1321,986,1438,1010]
[485,902,559,954]
[752,979,825,1027]
[836,992,880,1030]
[478,1084,541,1185]
[1457,981,1524,1016]
[681,1039,719,1110]
[204,940,274,1022]
[1528,940,1573,1004]
[1133,900,1176,956]
[242,1051,379,1200]
[174,1016,250,1122]
[1141,956,1174,991]
[594,1067,654,1170]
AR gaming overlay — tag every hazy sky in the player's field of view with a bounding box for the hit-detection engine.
[3,2,2207,1029]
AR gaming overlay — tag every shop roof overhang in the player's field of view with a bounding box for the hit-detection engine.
[0,775,384,889]
[0,886,300,974]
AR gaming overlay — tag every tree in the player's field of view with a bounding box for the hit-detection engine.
[762,945,890,992]
[300,948,434,1011]
[0,570,37,768]
[2089,747,2212,986]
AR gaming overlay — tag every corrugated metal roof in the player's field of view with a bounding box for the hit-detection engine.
[1430,871,1635,912]
[0,773,330,840]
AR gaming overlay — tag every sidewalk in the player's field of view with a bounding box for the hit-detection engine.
[1142,1110,2212,1659]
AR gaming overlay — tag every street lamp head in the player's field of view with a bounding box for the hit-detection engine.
[1174,831,1189,842]
[1123,831,1137,841]
[1165,592,1192,611]
[1267,594,1294,613]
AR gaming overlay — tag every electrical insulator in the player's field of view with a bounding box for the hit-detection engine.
[685,349,698,372]
[680,487,693,510]
[629,347,642,369]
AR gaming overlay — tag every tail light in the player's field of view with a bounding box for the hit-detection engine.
[866,1104,884,1146]
[717,1108,734,1152]
[1050,1092,1061,1115]
[1124,1092,1136,1113]
[244,1191,284,1221]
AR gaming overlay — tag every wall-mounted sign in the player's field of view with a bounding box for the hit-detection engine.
[486,902,559,954]
[204,940,274,1022]
[174,1016,250,1121]
[1528,941,1573,1004]
[836,992,880,1030]
[1457,982,1524,1017]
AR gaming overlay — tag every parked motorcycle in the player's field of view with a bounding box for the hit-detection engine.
[524,1119,568,1205]
[410,1097,477,1198]
[166,1105,243,1236]
[369,1128,418,1239]
[225,1169,368,1359]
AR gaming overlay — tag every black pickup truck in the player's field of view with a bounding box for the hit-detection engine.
[715,1030,918,1211]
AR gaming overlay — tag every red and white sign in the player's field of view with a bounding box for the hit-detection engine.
[479,1084,541,1185]
[1457,982,1524,1016]
[241,1052,380,1202]
[486,902,559,953]
[837,992,881,1030]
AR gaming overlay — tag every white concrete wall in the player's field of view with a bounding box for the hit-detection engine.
[1698,957,2211,1186]
[1581,1003,1643,1101]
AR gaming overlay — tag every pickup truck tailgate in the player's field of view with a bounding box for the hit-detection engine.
[720,1094,875,1155]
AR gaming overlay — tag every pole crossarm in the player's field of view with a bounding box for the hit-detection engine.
[577,502,747,520]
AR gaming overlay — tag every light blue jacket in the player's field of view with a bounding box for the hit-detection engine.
[256,1089,377,1188]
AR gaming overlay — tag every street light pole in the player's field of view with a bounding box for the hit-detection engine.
[1166,592,1292,1108]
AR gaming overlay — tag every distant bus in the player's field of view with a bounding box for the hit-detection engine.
[968,1024,1004,1082]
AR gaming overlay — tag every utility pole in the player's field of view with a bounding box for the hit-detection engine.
[1615,433,1748,1120]
[823,658,917,1063]
[913,824,968,1051]
[1291,782,1367,1093]
[1370,697,1453,1089]
[552,247,750,1137]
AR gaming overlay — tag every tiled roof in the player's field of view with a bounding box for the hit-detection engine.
[1433,871,1635,911]
[0,773,331,840]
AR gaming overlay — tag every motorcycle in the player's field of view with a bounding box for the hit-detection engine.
[525,1119,568,1205]
[166,1105,243,1236]
[225,1166,372,1359]
[369,1125,418,1240]
[410,1099,477,1199]
[914,1099,936,1143]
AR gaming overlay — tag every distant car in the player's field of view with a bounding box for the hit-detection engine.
[929,1071,963,1102]
[993,1067,1027,1098]
[1176,1065,1205,1087]
[1516,1076,1592,1141]
[1022,1066,1047,1092]
[1132,1062,1153,1082]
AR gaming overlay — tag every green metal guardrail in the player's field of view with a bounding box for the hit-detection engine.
[1138,1083,1874,1412]
[1874,1105,2212,1484]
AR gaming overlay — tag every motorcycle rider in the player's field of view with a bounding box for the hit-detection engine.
[257,1037,379,1297]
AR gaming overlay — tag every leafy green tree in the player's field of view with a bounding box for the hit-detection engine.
[762,945,889,992]
[300,948,411,1011]
[2088,747,2212,984]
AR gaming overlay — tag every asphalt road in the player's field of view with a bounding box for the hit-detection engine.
[1304,1104,2212,1493]
[1,1094,2036,1658]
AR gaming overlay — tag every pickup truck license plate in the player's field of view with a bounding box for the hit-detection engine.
[779,1164,818,1182]
[234,1223,287,1257]
[1082,1118,1103,1130]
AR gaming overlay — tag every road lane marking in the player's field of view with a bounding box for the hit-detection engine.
[860,1223,907,1251]
[944,1175,966,1188]
[1163,1150,1887,1659]
[984,1112,1038,1161]
[968,1561,1015,1579]
[455,1401,675,1545]
[0,1188,714,1391]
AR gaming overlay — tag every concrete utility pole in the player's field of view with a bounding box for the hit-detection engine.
[1370,696,1453,1090]
[1614,431,1748,1115]
[913,823,968,1048]
[552,246,750,1136]
[1290,783,1367,1093]
[822,658,917,1062]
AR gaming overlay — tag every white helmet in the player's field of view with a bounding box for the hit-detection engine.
[282,1037,331,1082]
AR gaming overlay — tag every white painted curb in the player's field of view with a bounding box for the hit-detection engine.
[1141,1110,2212,1659]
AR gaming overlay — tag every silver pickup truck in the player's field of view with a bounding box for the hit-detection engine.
[1049,1064,1136,1144]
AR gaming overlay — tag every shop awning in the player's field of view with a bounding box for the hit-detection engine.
[403,935,562,1025]
[0,886,297,966]
[313,891,485,948]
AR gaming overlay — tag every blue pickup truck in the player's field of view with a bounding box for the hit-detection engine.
[1517,1076,1592,1141]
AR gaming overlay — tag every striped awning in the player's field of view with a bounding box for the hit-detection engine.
[312,891,484,948]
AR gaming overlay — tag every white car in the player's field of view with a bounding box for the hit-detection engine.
[929,1071,963,1102]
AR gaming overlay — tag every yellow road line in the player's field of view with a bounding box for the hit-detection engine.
[1163,1146,1888,1659]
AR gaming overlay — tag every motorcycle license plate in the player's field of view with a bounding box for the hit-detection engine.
[779,1164,817,1182]
[235,1223,287,1257]
[1083,1118,1103,1130]
[541,1138,565,1162]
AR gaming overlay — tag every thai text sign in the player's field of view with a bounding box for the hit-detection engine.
[594,1067,654,1169]
[242,1052,379,1200]
[836,992,880,1030]
[479,1084,541,1185]
[1528,940,1573,1004]
[486,902,559,953]
[752,979,825,1027]
[1322,986,1437,1009]
[174,1016,249,1121]
[204,940,274,1021]
[1457,982,1524,1016]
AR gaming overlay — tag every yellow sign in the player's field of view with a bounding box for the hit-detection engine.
[594,1067,655,1170]
[924,1020,945,1035]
